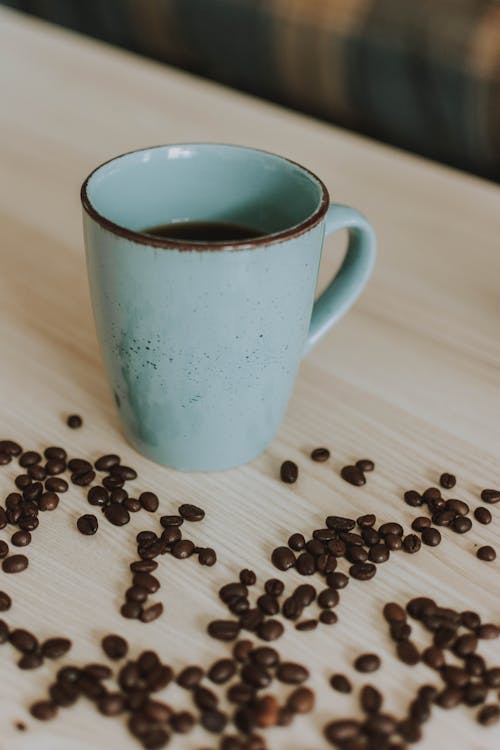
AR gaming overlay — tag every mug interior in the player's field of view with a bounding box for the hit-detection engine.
[82,144,326,244]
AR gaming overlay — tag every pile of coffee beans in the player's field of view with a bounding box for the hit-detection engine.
[325,596,500,746]
[0,617,71,671]
[29,633,314,749]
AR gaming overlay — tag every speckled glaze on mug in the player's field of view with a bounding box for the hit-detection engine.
[81,144,376,471]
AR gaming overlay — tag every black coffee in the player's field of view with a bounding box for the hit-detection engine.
[141,220,265,243]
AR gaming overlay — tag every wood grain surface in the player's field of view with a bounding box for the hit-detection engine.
[0,8,499,750]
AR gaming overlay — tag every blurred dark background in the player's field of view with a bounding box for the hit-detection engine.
[3,0,500,181]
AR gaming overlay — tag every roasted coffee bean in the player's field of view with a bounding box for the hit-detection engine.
[319,613,337,630]
[44,477,67,494]
[254,694,279,728]
[287,686,315,714]
[44,446,66,461]
[385,532,403,550]
[295,619,318,631]
[140,603,164,623]
[19,451,41,467]
[271,546,296,571]
[463,683,488,707]
[435,687,463,708]
[110,488,128,503]
[306,538,326,556]
[379,522,403,537]
[2,554,28,573]
[23,482,43,502]
[160,525,181,546]
[45,458,66,475]
[256,594,279,616]
[324,719,361,743]
[208,620,240,641]
[132,572,159,593]
[330,673,352,693]
[139,492,159,512]
[407,597,437,619]
[111,465,137,481]
[102,634,128,661]
[38,491,59,511]
[198,547,217,566]
[30,701,57,720]
[317,588,339,609]
[159,516,183,529]
[102,475,124,490]
[293,584,316,607]
[434,626,457,648]
[368,543,390,563]
[295,552,315,576]
[130,560,158,574]
[390,621,412,641]
[171,710,196,733]
[433,510,456,526]
[404,490,423,507]
[341,465,365,486]
[120,602,142,619]
[232,639,253,663]
[97,693,125,716]
[68,458,92,473]
[446,498,469,516]
[412,516,431,531]
[422,646,445,670]
[477,704,500,726]
[282,596,302,621]
[451,515,472,534]
[103,502,130,526]
[208,658,236,684]
[0,590,11,613]
[311,447,330,462]
[94,454,120,471]
[326,515,355,532]
[354,653,381,673]
[327,539,347,556]
[18,515,39,532]
[87,486,109,507]
[239,569,256,586]
[423,486,442,502]
[248,647,277,669]
[349,562,376,581]
[439,473,456,489]
[357,514,376,528]
[0,440,22,456]
[397,640,420,665]
[484,668,500,688]
[10,628,38,653]
[177,665,204,689]
[220,583,249,604]
[67,414,82,428]
[481,489,500,504]
[122,497,140,512]
[464,653,485,677]
[453,633,478,657]
[360,684,383,714]
[288,533,305,551]
[476,623,499,639]
[361,527,380,546]
[264,579,284,597]
[11,530,31,547]
[194,685,218,710]
[227,682,255,705]
[42,638,71,659]
[383,602,406,623]
[83,663,112,681]
[280,460,298,483]
[403,534,421,553]
[421,527,441,546]
[364,713,397,735]
[276,662,309,684]
[201,708,227,733]
[346,545,368,564]
[239,608,264,631]
[241,663,271,689]
[257,619,284,641]
[326,571,349,589]
[77,514,98,535]
[473,506,491,525]
[477,545,496,561]
[316,553,338,574]
[171,540,195,558]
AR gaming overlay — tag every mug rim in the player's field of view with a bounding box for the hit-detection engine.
[80,143,330,250]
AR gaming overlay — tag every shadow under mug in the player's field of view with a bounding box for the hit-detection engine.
[81,143,376,471]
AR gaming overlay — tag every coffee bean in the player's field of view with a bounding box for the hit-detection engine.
[94,454,120,471]
[404,490,423,507]
[477,545,496,561]
[2,554,28,573]
[87,486,109,507]
[446,498,469,516]
[477,704,500,726]
[11,530,31,547]
[421,646,444,670]
[208,658,236,684]
[227,682,255,705]
[241,663,271,689]
[311,447,330,462]
[324,720,360,743]
[109,488,128,503]
[481,489,500,504]
[277,662,309,684]
[77,514,98,535]
[346,545,368,564]
[198,547,217,566]
[293,552,314,577]
[0,452,9,465]
[41,638,71,659]
[139,492,159,512]
[201,708,227,734]
[412,516,431,531]
[316,552,338,574]
[379,522,403,537]
[171,540,194,559]
[435,687,463,708]
[293,584,316,607]
[349,562,376,581]
[354,653,381,673]
[462,609,481,630]
[256,619,283,641]
[208,620,240,641]
[171,710,196,733]
[232,639,253,662]
[295,619,318,631]
[318,588,339,609]
[110,464,137,481]
[257,594,279,616]
[327,539,347,556]
[472,507,491,527]
[463,683,488,707]
[19,451,41,467]
[368,543,389,563]
[23,482,43,502]
[422,527,441,546]
[306,538,326,556]
[453,633,478,657]
[397,640,420,665]
[102,634,128,660]
[44,477,67,494]
[451,516,472,534]
[68,458,92,473]
[271,546,296,571]
[104,502,130,526]
[160,525,181,546]
[122,497,140,513]
[98,693,125,716]
[362,529,381,548]
[385,533,403,550]
[383,602,406,623]
[477,623,499,639]
[194,685,219,710]
[177,665,204,689]
[140,603,164,623]
[287,533,305,551]
[37,491,58,511]
[326,571,349,589]
[0,619,9,642]
[341,465,365,486]
[249,646,278,669]
[254,694,279,728]
[364,713,397,735]
[102,475,123,490]
[330,673,351,693]
[403,534,421,553]
[240,569,257,585]
[326,515,355,531]
[390,621,412,641]
[10,628,38,653]
[360,684,383,714]
[160,515,183,529]
[280,460,298,483]
[67,414,82,428]
[357,514,376,528]
[30,701,57,720]
[287,686,315,714]
[0,591,11,612]
[45,457,66,475]
[357,459,375,472]
[132,572,159,593]
[440,473,456,489]
[282,597,302,620]
[239,608,264,631]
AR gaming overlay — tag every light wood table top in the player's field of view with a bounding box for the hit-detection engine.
[0,8,499,750]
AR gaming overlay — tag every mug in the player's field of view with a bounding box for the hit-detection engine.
[81,143,376,471]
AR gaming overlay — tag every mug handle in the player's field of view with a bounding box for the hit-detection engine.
[304,204,376,354]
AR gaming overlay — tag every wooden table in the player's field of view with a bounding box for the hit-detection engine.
[0,8,499,750]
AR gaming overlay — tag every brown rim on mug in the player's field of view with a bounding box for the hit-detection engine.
[80,143,330,251]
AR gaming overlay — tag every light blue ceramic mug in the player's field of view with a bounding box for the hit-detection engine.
[81,144,375,471]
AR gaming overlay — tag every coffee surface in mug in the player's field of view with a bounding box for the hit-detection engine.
[142,220,265,243]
